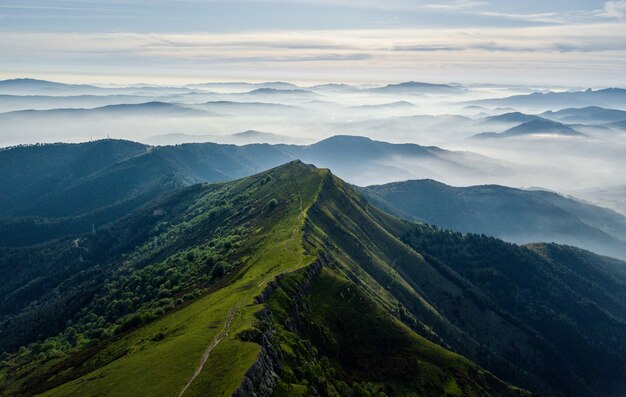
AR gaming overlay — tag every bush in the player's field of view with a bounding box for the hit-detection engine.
[267,198,279,210]
[212,261,230,279]
[114,314,143,335]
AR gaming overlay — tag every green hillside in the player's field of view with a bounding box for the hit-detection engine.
[0,137,496,247]
[362,179,626,260]
[1,161,625,396]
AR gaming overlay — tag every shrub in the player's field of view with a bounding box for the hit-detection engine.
[261,175,273,185]
[212,261,231,279]
[114,314,143,335]
[267,198,279,210]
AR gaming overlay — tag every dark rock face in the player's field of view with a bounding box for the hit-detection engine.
[232,260,323,397]
[232,329,281,397]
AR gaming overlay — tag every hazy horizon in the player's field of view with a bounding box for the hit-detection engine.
[2,0,626,86]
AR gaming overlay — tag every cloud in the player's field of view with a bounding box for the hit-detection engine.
[477,11,586,25]
[424,0,487,11]
[2,24,626,85]
[393,45,463,52]
[5,24,625,56]
[604,0,626,20]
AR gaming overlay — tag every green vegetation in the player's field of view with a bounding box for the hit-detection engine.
[1,161,625,397]
[0,139,296,246]
[0,160,324,396]
[0,136,489,247]
[270,267,525,396]
[361,179,626,260]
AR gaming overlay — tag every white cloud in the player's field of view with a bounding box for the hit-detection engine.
[2,23,625,85]
[424,0,486,10]
[604,0,626,20]
[4,24,624,56]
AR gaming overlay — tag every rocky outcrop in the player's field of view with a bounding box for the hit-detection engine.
[232,323,281,397]
[231,260,323,397]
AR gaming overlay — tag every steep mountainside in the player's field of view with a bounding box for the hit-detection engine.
[0,137,503,246]
[0,162,528,397]
[1,162,625,396]
[362,179,626,260]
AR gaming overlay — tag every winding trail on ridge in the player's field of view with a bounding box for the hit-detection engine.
[177,307,238,397]
[178,170,306,396]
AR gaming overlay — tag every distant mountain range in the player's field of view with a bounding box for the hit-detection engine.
[0,101,209,119]
[143,130,307,146]
[369,81,464,94]
[246,87,316,97]
[195,100,304,115]
[0,78,466,97]
[0,94,160,113]
[186,81,299,91]
[362,179,626,259]
[0,78,194,96]
[348,100,416,111]
[306,82,363,93]
[483,111,542,124]
[230,129,294,141]
[467,88,626,111]
[541,106,626,124]
[0,78,104,95]
[473,119,585,139]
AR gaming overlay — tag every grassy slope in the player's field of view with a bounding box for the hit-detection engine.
[16,161,323,397]
[4,162,527,397]
[401,225,626,396]
[267,171,528,396]
[300,174,538,394]
[361,180,626,260]
[307,172,626,396]
[270,266,528,397]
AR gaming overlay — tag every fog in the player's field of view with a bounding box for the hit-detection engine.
[1,78,625,214]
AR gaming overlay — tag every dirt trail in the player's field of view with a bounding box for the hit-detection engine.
[177,307,238,397]
[178,170,307,396]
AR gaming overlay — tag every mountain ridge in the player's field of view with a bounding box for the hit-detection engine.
[466,88,626,111]
[1,161,625,396]
[473,119,585,139]
[0,161,531,396]
[361,179,626,259]
[0,136,507,246]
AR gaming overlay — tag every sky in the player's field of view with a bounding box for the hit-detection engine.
[1,0,626,86]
